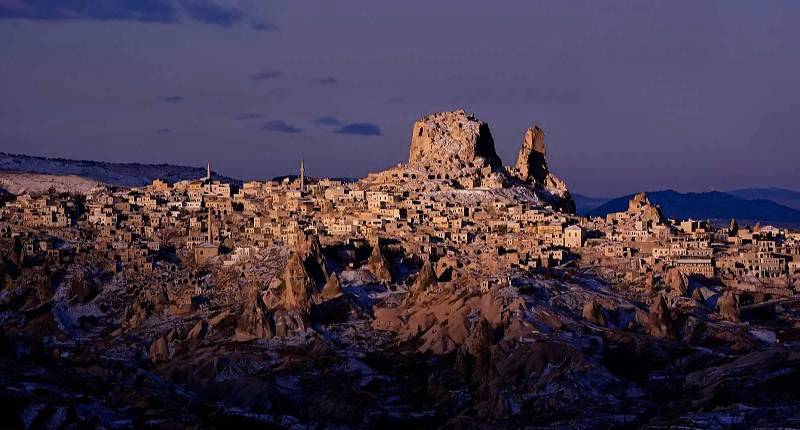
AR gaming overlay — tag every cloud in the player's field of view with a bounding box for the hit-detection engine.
[250,69,284,81]
[0,0,273,28]
[335,122,381,136]
[161,96,183,102]
[179,0,241,26]
[313,77,338,85]
[235,113,264,120]
[0,0,177,22]
[312,116,341,126]
[263,120,302,134]
[154,128,172,134]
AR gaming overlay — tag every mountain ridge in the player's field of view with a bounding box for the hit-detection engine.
[588,189,800,224]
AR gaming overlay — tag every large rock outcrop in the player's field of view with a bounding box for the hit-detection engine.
[402,109,575,213]
[514,126,548,184]
[513,125,575,213]
[627,193,665,225]
[408,109,502,172]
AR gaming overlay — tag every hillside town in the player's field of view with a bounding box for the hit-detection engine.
[2,111,800,428]
[2,154,797,299]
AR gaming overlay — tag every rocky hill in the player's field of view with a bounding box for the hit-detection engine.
[0,171,104,195]
[0,152,239,188]
[588,190,800,225]
[384,109,575,212]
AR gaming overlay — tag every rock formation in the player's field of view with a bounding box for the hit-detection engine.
[234,283,274,342]
[514,126,548,184]
[298,234,329,287]
[410,260,437,294]
[187,320,209,341]
[628,193,665,224]
[282,252,317,313]
[582,299,606,326]
[366,242,392,284]
[149,335,171,363]
[408,109,502,172]
[464,318,495,357]
[401,109,576,212]
[665,268,689,298]
[512,125,575,212]
[716,289,741,323]
[321,272,343,300]
[645,294,675,338]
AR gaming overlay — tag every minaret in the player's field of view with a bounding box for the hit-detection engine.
[299,159,305,192]
[206,161,211,182]
[207,208,214,244]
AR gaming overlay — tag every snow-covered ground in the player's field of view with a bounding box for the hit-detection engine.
[0,152,240,188]
[0,171,103,195]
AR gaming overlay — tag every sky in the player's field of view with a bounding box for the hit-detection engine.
[1,0,798,196]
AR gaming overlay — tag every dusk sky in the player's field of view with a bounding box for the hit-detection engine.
[1,1,798,196]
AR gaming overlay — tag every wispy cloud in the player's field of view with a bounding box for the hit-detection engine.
[250,69,284,81]
[263,120,302,134]
[154,128,172,134]
[161,96,183,102]
[180,0,241,27]
[312,116,342,126]
[0,0,177,23]
[336,122,381,136]
[235,113,264,120]
[313,77,338,85]
[0,0,274,29]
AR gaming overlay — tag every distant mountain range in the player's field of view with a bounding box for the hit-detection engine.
[727,188,800,210]
[579,189,800,225]
[0,152,239,188]
[573,193,613,215]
